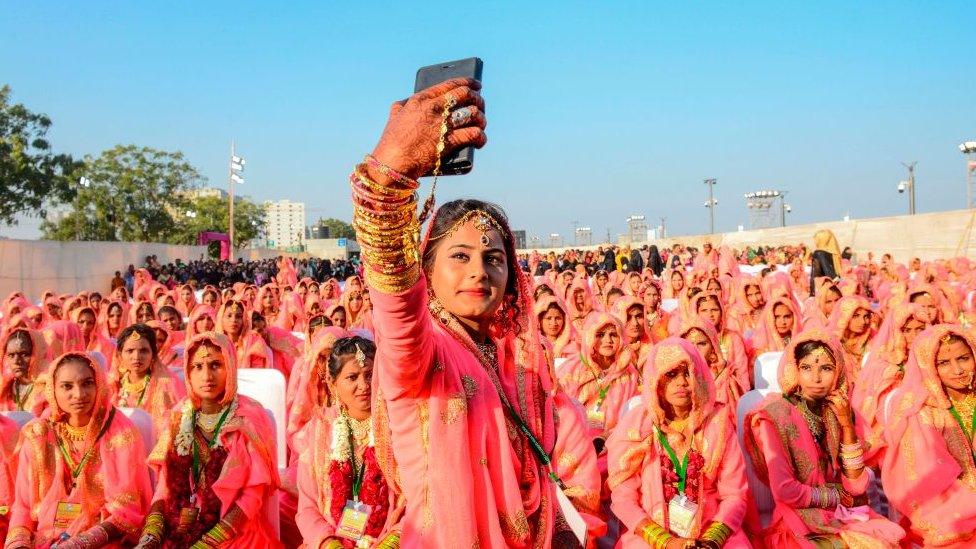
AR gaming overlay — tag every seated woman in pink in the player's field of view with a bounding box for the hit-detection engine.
[612,296,653,374]
[296,336,402,548]
[0,328,47,413]
[642,279,671,344]
[70,306,115,367]
[107,325,184,434]
[744,331,904,548]
[802,279,842,330]
[607,338,750,548]
[693,292,750,390]
[97,300,128,340]
[567,278,598,330]
[350,79,588,546]
[136,333,280,548]
[727,276,766,339]
[145,320,182,369]
[881,325,976,547]
[534,294,580,361]
[663,268,687,300]
[216,300,273,369]
[750,296,800,357]
[826,295,875,384]
[678,317,748,407]
[4,352,151,549]
[558,313,640,442]
[0,415,18,542]
[852,302,929,463]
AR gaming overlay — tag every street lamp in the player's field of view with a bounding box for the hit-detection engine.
[703,178,717,233]
[228,144,246,261]
[75,176,92,241]
[898,162,917,215]
[960,141,976,209]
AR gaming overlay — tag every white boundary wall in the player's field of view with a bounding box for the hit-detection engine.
[519,209,976,264]
[0,240,276,299]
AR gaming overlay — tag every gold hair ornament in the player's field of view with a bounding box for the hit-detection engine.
[430,209,505,249]
[355,344,367,368]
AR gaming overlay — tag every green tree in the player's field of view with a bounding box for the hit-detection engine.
[172,194,266,248]
[0,85,80,224]
[41,145,205,241]
[312,217,355,239]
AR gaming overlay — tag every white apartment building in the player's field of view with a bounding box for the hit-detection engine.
[264,199,306,249]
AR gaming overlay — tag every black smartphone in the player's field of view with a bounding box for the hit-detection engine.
[414,57,484,176]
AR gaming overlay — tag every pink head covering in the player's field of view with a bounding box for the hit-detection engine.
[41,320,84,360]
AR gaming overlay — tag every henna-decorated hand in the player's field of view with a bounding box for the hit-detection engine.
[368,78,487,185]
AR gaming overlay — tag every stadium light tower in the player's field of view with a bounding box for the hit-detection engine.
[960,141,976,208]
[703,179,717,233]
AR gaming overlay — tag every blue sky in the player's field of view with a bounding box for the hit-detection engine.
[2,1,974,241]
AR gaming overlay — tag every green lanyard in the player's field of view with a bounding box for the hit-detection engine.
[582,354,609,409]
[191,405,233,486]
[347,423,367,501]
[55,409,117,485]
[949,406,976,455]
[656,426,690,493]
[14,382,33,411]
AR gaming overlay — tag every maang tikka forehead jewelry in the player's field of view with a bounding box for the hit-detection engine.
[354,344,367,368]
[433,209,505,249]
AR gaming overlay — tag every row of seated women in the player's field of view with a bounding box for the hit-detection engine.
[0,252,973,547]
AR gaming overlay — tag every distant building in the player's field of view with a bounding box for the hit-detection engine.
[264,199,306,249]
[513,230,526,250]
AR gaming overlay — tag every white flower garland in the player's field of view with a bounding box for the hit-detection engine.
[330,411,374,462]
[175,397,238,456]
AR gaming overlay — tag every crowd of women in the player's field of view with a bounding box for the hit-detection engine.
[0,77,974,548]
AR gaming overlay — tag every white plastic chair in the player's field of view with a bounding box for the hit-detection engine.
[1,410,34,429]
[753,352,783,392]
[236,369,287,467]
[118,407,156,452]
[661,298,679,313]
[735,391,775,528]
[624,395,643,415]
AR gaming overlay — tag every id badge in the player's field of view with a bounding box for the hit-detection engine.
[54,501,81,530]
[336,500,372,541]
[586,405,605,431]
[667,493,698,539]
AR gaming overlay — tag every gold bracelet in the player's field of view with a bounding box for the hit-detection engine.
[141,511,165,539]
[375,532,401,549]
[700,522,733,546]
[321,539,344,549]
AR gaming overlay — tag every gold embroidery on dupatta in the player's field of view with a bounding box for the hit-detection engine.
[557,452,578,471]
[938,408,976,488]
[462,375,478,399]
[498,509,530,540]
[418,401,433,530]
[108,429,135,449]
[441,392,467,425]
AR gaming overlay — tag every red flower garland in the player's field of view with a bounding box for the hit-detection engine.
[327,446,390,539]
[160,443,228,548]
[662,448,705,504]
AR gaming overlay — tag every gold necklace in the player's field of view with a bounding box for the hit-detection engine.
[196,408,225,432]
[669,416,690,433]
[347,414,371,447]
[60,421,88,443]
[121,372,149,399]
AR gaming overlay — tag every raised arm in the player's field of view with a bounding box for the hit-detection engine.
[350,78,486,399]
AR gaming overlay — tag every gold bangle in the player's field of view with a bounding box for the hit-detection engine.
[375,532,401,549]
[321,539,344,549]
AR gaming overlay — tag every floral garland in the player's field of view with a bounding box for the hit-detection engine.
[175,397,238,457]
[327,413,389,539]
[662,448,705,504]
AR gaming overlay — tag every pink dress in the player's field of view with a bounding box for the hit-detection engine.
[744,331,904,548]
[372,277,575,547]
[4,353,151,548]
[881,325,976,547]
[608,338,751,547]
[558,313,640,440]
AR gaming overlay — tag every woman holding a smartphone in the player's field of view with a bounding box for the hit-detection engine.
[350,78,587,547]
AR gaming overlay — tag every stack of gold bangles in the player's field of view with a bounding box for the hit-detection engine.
[840,441,864,470]
[639,521,674,549]
[140,511,165,544]
[350,157,422,294]
[699,522,733,547]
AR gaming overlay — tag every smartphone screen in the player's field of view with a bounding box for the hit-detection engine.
[414,57,484,176]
